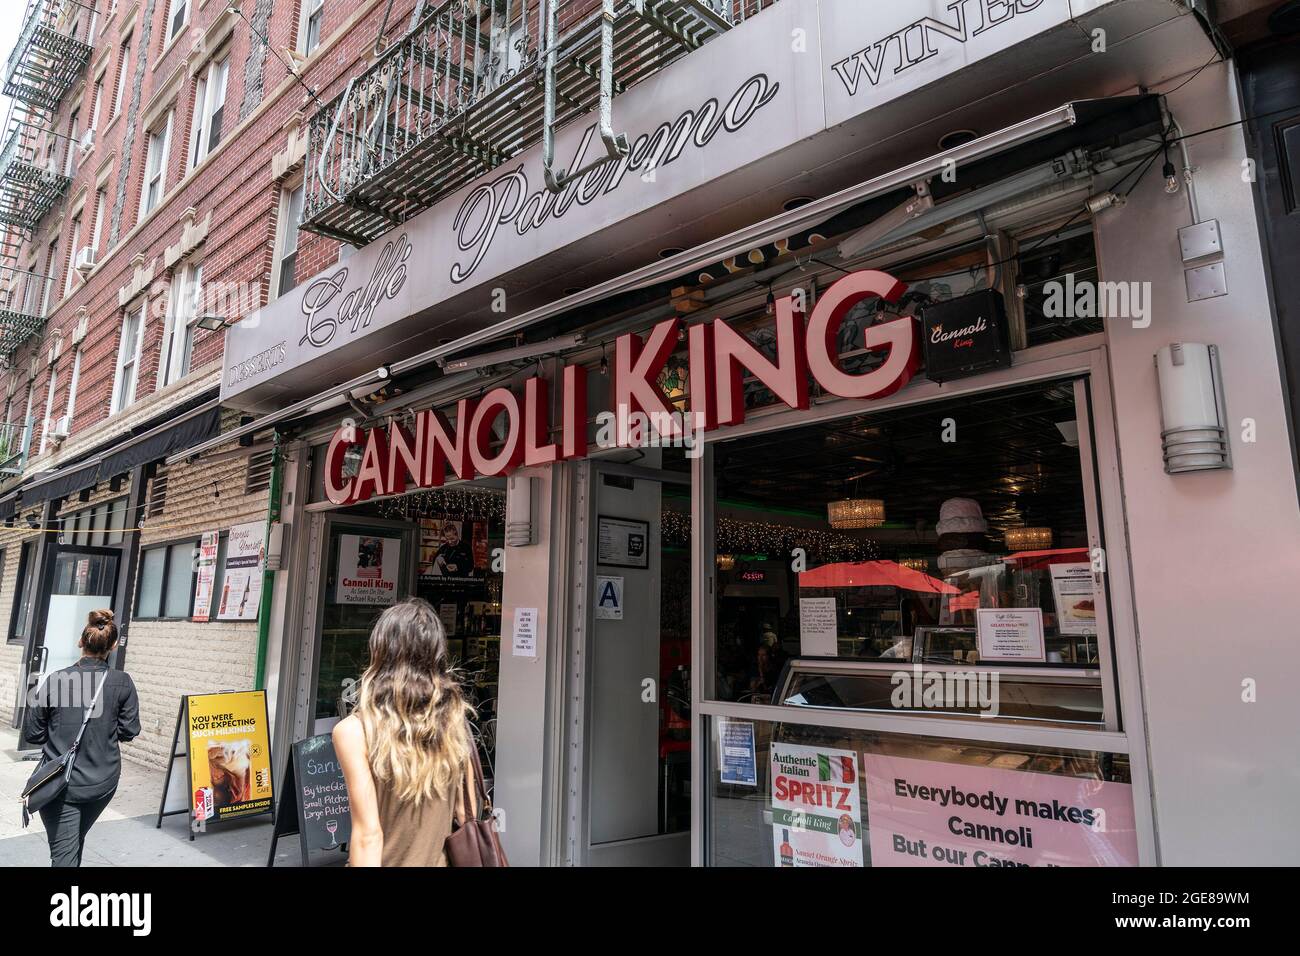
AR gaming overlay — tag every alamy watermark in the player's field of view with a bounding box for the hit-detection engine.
[1042,273,1152,329]
[890,665,1000,718]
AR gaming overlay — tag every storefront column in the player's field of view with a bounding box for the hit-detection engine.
[1097,63,1300,864]
[494,455,572,866]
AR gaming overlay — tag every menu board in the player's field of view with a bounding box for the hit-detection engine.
[976,608,1045,661]
[770,741,863,867]
[1050,563,1098,635]
[217,521,265,621]
[336,534,401,605]
[267,734,351,866]
[192,531,220,622]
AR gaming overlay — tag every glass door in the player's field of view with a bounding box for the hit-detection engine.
[18,545,120,748]
[309,516,414,735]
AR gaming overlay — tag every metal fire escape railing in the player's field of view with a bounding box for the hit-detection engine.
[302,0,781,246]
[0,0,96,359]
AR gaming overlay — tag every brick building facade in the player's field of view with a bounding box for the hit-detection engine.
[0,0,451,765]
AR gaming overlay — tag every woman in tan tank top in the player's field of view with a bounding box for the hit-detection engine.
[333,598,474,866]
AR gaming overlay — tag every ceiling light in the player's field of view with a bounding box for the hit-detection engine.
[828,498,885,530]
[1005,526,1053,550]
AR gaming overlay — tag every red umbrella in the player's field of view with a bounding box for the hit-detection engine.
[798,561,959,594]
[1001,547,1089,571]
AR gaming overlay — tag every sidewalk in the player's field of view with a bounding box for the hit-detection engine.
[0,728,304,867]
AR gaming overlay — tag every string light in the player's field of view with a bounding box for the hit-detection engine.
[661,510,879,562]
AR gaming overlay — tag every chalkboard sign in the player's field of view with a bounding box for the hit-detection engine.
[921,289,1012,383]
[266,734,351,866]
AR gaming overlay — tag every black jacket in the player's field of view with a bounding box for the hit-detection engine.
[24,658,141,802]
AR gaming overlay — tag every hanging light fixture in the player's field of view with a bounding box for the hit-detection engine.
[899,557,929,573]
[1005,526,1053,550]
[715,554,736,571]
[827,498,885,530]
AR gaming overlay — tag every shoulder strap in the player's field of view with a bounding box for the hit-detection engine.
[68,674,107,757]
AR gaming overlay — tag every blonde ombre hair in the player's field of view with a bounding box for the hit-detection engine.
[354,598,474,805]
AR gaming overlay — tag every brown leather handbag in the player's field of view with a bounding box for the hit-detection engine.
[445,742,508,867]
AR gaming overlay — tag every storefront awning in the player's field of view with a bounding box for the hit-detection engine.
[18,402,222,507]
[182,95,1163,461]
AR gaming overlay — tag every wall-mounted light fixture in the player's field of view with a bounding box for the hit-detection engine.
[1154,343,1231,474]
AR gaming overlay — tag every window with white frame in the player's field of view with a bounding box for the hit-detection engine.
[38,366,57,455]
[140,111,172,217]
[90,75,103,132]
[166,0,188,42]
[112,303,144,413]
[64,214,82,296]
[63,109,80,178]
[112,36,131,118]
[90,188,106,254]
[65,347,82,428]
[160,260,202,387]
[273,181,304,298]
[190,54,228,168]
[299,0,325,56]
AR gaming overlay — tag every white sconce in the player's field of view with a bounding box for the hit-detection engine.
[1154,343,1231,474]
[505,475,538,547]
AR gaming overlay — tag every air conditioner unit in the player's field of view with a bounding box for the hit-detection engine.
[49,416,70,443]
[74,246,96,274]
[78,129,94,153]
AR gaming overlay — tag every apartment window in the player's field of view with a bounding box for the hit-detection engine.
[135,540,199,619]
[64,215,82,296]
[8,541,38,644]
[160,261,202,387]
[140,111,172,217]
[40,240,56,315]
[65,347,82,428]
[112,303,144,413]
[300,0,325,56]
[90,189,106,254]
[272,182,304,297]
[90,76,104,132]
[190,55,228,167]
[63,110,80,178]
[38,367,58,455]
[112,37,131,118]
[166,0,189,42]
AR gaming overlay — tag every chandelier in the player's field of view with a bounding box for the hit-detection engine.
[1004,526,1053,550]
[827,498,885,530]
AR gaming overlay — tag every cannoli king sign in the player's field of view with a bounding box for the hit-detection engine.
[323,269,922,504]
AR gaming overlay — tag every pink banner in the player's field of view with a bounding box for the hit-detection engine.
[863,754,1139,867]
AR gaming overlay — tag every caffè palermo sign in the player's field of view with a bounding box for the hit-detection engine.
[323,270,921,503]
[223,0,1078,408]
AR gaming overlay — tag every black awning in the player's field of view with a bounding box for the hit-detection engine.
[19,403,222,507]
[98,404,222,480]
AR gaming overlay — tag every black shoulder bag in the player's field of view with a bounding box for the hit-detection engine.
[21,674,106,828]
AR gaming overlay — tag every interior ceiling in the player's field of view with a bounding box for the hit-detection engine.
[712,380,1087,543]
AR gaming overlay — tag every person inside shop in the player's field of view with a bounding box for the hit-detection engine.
[747,636,786,703]
[430,521,476,578]
[333,598,476,866]
[23,609,141,867]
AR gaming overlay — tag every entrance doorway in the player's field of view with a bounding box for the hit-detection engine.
[301,484,507,785]
[581,457,692,866]
[18,545,120,748]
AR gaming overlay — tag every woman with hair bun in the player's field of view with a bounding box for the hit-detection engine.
[23,608,140,867]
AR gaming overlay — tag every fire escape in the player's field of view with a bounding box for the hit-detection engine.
[0,0,95,361]
[301,0,780,246]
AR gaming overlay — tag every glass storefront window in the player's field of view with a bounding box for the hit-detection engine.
[708,379,1107,721]
[706,716,1138,868]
